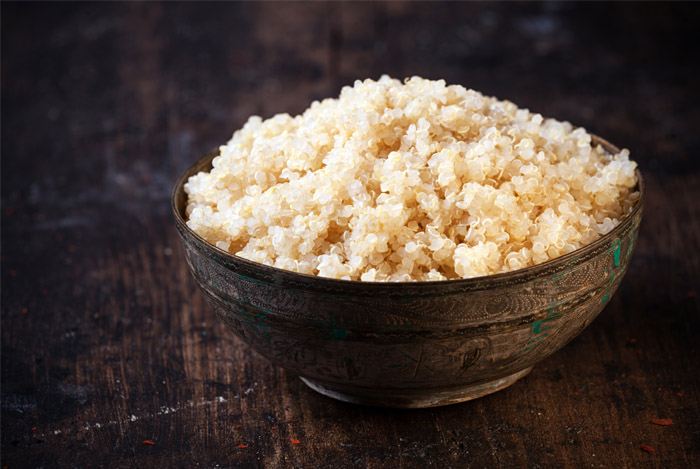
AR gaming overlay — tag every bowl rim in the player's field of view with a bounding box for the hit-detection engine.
[172,134,645,289]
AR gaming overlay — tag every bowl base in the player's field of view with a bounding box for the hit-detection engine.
[300,366,533,408]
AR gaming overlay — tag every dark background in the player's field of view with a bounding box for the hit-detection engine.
[2,2,699,467]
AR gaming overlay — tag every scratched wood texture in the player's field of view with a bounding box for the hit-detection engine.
[2,2,699,468]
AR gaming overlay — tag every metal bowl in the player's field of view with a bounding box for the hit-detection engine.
[172,136,644,408]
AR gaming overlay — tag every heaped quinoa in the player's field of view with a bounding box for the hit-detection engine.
[185,76,639,281]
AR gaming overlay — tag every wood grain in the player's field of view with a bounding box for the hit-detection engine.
[2,2,699,467]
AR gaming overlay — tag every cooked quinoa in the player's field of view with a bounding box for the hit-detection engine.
[185,76,639,282]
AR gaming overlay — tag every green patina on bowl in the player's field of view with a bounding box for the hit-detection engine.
[172,135,644,408]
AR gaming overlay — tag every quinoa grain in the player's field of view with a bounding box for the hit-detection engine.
[186,76,638,281]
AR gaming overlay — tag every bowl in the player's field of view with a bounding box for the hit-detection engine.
[172,135,644,408]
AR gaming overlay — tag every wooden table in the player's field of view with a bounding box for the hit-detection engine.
[2,2,699,467]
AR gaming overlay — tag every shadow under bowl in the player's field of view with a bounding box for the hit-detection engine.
[172,136,644,408]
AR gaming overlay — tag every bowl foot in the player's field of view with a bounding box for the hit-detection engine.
[300,367,533,408]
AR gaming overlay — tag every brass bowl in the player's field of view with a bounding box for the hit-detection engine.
[172,136,644,408]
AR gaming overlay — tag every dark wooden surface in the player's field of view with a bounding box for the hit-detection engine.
[2,2,699,467]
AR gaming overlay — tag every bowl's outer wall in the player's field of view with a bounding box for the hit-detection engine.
[173,140,644,392]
